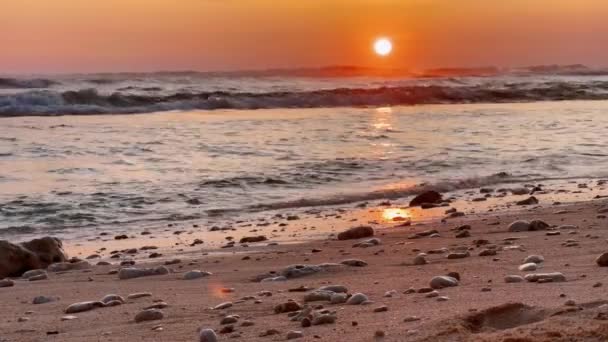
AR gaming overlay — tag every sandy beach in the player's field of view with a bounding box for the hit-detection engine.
[2,180,608,342]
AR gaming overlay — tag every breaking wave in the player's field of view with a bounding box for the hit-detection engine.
[2,81,608,116]
[0,77,57,89]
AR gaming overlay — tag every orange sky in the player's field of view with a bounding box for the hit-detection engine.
[1,0,607,73]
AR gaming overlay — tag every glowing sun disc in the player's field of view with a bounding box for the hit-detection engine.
[374,38,393,56]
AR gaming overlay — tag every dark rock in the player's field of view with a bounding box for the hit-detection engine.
[409,191,442,207]
[0,237,67,278]
[337,226,374,240]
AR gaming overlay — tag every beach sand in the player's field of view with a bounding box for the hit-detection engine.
[2,181,608,341]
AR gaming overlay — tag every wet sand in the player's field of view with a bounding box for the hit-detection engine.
[2,180,608,341]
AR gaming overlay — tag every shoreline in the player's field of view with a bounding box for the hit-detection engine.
[2,179,608,341]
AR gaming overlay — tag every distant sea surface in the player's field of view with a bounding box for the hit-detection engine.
[1,66,608,236]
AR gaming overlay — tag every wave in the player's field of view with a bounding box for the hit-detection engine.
[2,80,608,116]
[0,77,57,89]
[228,173,600,213]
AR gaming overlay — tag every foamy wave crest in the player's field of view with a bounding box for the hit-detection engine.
[2,81,608,116]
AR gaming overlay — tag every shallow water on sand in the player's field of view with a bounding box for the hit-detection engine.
[1,100,608,236]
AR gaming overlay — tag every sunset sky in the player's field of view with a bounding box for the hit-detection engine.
[1,0,607,73]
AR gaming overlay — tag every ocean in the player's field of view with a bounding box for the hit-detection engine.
[1,66,608,237]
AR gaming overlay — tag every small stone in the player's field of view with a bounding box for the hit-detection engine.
[340,259,368,267]
[524,272,566,283]
[478,249,497,257]
[403,316,420,323]
[413,254,427,265]
[220,315,238,325]
[0,278,15,287]
[65,301,105,314]
[198,329,218,342]
[33,296,56,304]
[446,251,470,259]
[596,253,608,267]
[286,330,304,339]
[346,293,369,305]
[518,263,538,272]
[337,226,374,240]
[311,313,336,325]
[213,302,233,310]
[504,275,525,283]
[455,230,470,238]
[374,305,388,312]
[101,294,125,304]
[127,292,152,300]
[274,301,302,314]
[430,276,459,289]
[61,315,78,321]
[523,255,545,264]
[183,270,212,280]
[134,309,164,323]
[436,296,449,302]
[118,266,169,280]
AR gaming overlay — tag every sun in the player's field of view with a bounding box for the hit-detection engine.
[373,38,393,57]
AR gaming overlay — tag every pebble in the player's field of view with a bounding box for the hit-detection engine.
[199,328,218,342]
[286,330,304,339]
[101,294,125,304]
[311,313,336,325]
[524,272,566,283]
[413,254,427,265]
[596,252,608,267]
[220,315,239,325]
[518,263,538,272]
[340,259,368,267]
[446,251,470,259]
[374,305,388,312]
[337,226,374,240]
[118,266,169,280]
[403,316,421,323]
[346,293,369,305]
[61,315,78,321]
[504,275,525,283]
[429,276,459,289]
[65,301,105,314]
[318,285,348,293]
[33,296,56,304]
[128,292,152,300]
[213,302,233,310]
[0,278,14,287]
[183,270,212,280]
[134,309,164,323]
[523,255,545,264]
